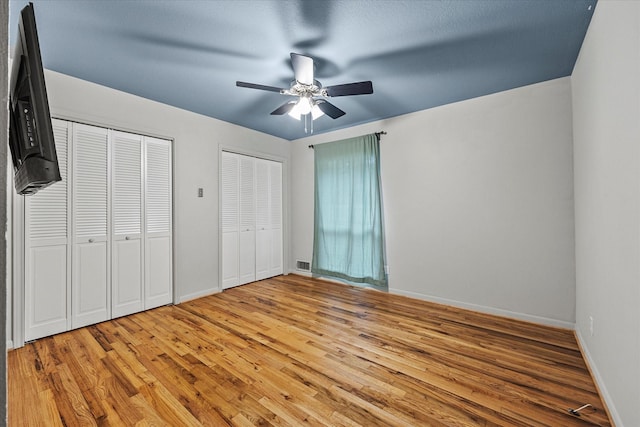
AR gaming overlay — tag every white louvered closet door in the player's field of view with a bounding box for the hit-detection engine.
[255,159,271,281]
[222,153,283,287]
[269,161,283,277]
[238,156,256,285]
[72,123,110,329]
[24,118,70,341]
[221,151,240,289]
[255,158,283,280]
[111,131,143,318]
[144,137,173,309]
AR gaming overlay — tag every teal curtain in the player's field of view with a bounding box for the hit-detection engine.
[311,133,387,289]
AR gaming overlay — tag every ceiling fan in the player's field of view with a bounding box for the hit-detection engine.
[236,52,373,132]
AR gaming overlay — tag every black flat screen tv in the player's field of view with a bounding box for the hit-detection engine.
[9,2,61,195]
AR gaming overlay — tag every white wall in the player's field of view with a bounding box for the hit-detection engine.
[41,70,290,303]
[572,2,640,426]
[292,77,576,327]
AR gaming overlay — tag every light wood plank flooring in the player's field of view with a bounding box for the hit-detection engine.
[9,275,612,426]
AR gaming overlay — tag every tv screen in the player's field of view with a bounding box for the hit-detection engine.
[9,2,61,195]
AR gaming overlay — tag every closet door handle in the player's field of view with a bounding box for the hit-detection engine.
[125,236,130,240]
[88,238,95,243]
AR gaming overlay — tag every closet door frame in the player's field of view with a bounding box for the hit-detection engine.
[218,146,288,291]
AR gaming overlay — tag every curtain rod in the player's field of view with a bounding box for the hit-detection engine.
[308,131,387,149]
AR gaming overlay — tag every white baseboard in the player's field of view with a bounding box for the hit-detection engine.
[177,287,221,304]
[291,273,573,328]
[574,329,623,427]
[290,269,312,277]
[6,340,13,350]
[389,287,575,330]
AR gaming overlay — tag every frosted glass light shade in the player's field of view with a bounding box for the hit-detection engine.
[311,103,324,120]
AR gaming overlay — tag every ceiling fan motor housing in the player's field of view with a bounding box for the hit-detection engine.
[283,80,324,98]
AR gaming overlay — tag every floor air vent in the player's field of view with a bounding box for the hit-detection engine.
[296,260,310,271]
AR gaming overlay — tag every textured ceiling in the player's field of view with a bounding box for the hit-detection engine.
[9,0,596,141]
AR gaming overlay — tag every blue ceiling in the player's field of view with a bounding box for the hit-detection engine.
[9,0,596,141]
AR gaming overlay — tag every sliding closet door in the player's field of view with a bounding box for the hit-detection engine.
[111,131,143,318]
[24,118,70,341]
[144,137,173,309]
[71,123,110,329]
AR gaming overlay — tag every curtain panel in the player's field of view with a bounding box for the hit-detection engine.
[311,133,387,288]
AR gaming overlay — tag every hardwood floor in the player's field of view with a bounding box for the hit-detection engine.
[9,275,612,426]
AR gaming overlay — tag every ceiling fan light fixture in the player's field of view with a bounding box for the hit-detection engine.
[311,102,325,120]
[287,99,304,119]
[298,96,313,115]
[288,96,321,120]
[287,105,302,120]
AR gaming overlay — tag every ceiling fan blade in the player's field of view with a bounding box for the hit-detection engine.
[270,101,297,115]
[236,81,285,93]
[324,81,374,97]
[316,100,345,119]
[291,53,314,85]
